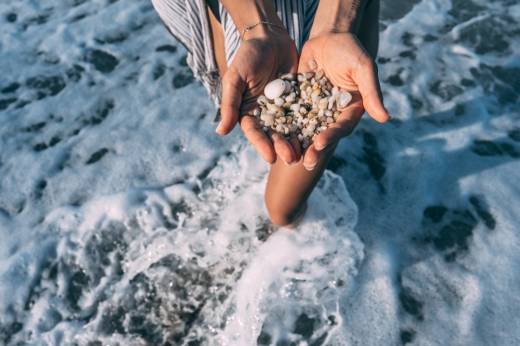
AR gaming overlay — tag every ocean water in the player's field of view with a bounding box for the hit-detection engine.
[0,0,519,345]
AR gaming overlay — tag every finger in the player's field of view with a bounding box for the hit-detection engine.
[288,135,302,162]
[314,102,365,151]
[302,143,324,171]
[271,133,296,164]
[218,68,246,135]
[240,116,276,164]
[297,44,318,74]
[354,58,390,123]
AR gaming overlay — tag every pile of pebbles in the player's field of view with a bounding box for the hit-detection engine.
[253,71,352,148]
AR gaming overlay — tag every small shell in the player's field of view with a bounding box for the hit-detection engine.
[337,91,352,109]
[252,108,261,117]
[327,97,335,110]
[280,73,295,81]
[264,79,286,100]
[304,72,314,80]
[261,113,274,126]
[290,103,301,113]
[257,95,269,105]
[274,97,284,106]
[285,92,296,103]
[266,103,282,114]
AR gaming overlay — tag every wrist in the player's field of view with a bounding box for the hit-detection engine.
[220,0,284,35]
[241,22,288,41]
[309,0,365,39]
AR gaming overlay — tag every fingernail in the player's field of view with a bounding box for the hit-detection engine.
[215,121,223,135]
[304,163,316,171]
[315,143,328,151]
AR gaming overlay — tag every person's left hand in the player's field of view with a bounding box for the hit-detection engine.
[298,32,390,170]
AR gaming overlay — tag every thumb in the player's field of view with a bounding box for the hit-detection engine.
[218,68,246,135]
[297,43,318,74]
[354,58,390,123]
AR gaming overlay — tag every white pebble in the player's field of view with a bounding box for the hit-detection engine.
[337,91,352,109]
[264,79,286,100]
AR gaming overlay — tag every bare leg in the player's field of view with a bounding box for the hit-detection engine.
[265,0,381,226]
[207,5,227,76]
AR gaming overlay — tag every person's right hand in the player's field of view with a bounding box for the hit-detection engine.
[216,27,300,164]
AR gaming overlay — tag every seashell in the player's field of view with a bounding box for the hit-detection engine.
[336,91,352,109]
[266,103,282,113]
[290,103,301,113]
[315,70,324,80]
[264,79,286,100]
[253,108,261,117]
[261,113,274,126]
[304,72,314,80]
[257,95,269,105]
[327,97,335,110]
[331,86,339,96]
[318,99,328,110]
[274,97,284,106]
[280,73,295,81]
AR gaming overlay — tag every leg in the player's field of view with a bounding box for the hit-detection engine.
[206,2,228,77]
[265,0,381,226]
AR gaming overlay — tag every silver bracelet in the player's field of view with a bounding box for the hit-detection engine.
[240,21,285,40]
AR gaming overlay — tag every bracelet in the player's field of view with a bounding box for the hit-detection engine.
[240,21,286,40]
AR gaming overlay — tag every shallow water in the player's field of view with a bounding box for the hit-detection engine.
[0,0,519,345]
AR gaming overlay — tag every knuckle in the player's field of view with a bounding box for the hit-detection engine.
[359,55,375,70]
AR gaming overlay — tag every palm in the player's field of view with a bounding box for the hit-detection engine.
[297,32,390,168]
[219,34,301,164]
[232,38,298,113]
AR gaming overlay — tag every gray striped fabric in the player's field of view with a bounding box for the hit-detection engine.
[150,0,319,104]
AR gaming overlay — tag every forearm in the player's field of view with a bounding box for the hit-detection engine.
[219,0,284,39]
[309,0,370,38]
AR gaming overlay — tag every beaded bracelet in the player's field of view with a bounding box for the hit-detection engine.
[240,21,286,40]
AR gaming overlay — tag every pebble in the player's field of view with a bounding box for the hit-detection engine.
[336,91,353,109]
[264,79,286,100]
[255,71,353,148]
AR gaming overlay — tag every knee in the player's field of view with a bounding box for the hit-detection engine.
[265,196,306,227]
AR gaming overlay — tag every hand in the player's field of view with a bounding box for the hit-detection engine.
[216,29,300,164]
[297,32,390,170]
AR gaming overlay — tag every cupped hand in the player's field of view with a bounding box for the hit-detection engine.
[297,32,390,170]
[217,30,300,164]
